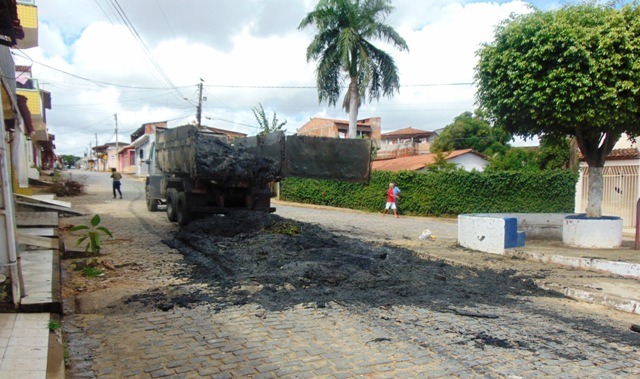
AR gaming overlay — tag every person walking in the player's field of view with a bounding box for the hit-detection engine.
[110,168,123,199]
[382,182,399,218]
[392,182,401,214]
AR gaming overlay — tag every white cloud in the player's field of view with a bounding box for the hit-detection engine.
[30,0,540,156]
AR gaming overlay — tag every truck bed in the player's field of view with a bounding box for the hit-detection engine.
[155,125,281,183]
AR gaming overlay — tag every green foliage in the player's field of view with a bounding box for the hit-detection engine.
[424,152,463,172]
[431,111,510,155]
[48,320,62,332]
[299,0,408,137]
[252,103,287,135]
[485,148,539,172]
[475,3,640,167]
[263,221,302,236]
[79,266,104,278]
[537,136,571,170]
[59,154,81,168]
[68,214,113,255]
[281,170,577,216]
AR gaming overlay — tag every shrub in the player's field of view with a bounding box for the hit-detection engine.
[50,174,85,197]
[280,170,577,216]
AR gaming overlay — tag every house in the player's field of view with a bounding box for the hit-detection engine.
[15,64,53,180]
[372,149,488,172]
[575,135,640,228]
[123,121,168,176]
[204,126,246,142]
[92,142,123,172]
[378,127,436,159]
[297,117,382,144]
[2,0,61,311]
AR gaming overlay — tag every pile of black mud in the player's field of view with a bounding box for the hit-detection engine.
[131,211,552,312]
[191,129,280,183]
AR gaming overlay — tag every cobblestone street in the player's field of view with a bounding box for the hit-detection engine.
[61,171,640,378]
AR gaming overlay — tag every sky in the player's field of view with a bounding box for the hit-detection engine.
[18,0,567,157]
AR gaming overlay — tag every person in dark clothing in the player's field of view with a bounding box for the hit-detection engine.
[110,168,122,199]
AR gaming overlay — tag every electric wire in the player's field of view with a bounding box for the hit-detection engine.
[102,0,187,102]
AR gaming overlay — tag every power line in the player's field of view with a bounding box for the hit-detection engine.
[13,50,195,90]
[102,0,187,102]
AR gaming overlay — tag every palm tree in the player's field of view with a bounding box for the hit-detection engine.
[299,0,408,138]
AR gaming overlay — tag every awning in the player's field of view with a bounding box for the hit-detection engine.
[129,134,149,148]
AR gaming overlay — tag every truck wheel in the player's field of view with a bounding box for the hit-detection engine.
[166,189,178,222]
[176,192,192,226]
[146,185,159,211]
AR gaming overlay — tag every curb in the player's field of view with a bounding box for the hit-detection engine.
[536,280,640,315]
[506,248,640,280]
[423,252,640,315]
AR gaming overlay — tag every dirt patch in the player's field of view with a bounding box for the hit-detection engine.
[115,211,556,313]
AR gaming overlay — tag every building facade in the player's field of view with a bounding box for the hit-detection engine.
[297,117,382,144]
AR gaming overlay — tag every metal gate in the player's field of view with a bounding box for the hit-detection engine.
[579,165,639,227]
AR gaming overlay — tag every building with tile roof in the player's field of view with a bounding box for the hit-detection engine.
[378,126,436,159]
[372,149,487,172]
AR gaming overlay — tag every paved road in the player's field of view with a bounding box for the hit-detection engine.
[61,171,640,379]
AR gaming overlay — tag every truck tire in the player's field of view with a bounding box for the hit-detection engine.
[146,185,159,212]
[166,189,178,222]
[176,192,192,226]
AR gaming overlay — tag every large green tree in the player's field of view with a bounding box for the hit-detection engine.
[431,110,510,155]
[475,3,640,217]
[59,154,81,168]
[299,0,408,138]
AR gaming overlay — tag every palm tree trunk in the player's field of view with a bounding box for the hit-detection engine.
[586,165,603,217]
[348,77,359,138]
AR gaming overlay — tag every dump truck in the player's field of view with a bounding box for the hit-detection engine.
[145,124,372,225]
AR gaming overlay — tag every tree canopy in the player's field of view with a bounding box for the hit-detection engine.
[299,0,408,138]
[475,3,640,217]
[430,110,510,156]
[59,154,81,168]
[475,2,640,168]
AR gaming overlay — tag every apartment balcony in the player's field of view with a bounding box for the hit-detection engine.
[16,1,37,49]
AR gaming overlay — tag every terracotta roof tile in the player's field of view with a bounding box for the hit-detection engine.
[607,148,640,160]
[579,148,640,161]
[372,149,480,172]
[382,127,434,137]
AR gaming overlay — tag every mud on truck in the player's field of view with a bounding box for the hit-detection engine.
[145,124,373,226]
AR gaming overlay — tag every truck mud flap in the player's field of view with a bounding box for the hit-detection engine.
[284,136,372,183]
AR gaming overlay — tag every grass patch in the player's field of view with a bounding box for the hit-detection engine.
[48,320,62,332]
[263,221,302,236]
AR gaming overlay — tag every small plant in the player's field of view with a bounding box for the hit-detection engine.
[263,221,302,236]
[80,266,104,278]
[68,214,113,255]
[48,320,62,332]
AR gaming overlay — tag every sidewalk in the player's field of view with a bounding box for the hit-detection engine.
[508,234,640,315]
[430,235,640,315]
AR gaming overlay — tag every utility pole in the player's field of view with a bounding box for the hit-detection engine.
[196,78,204,127]
[114,113,119,170]
[95,133,99,171]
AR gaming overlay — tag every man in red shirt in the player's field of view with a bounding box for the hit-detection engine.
[382,182,399,218]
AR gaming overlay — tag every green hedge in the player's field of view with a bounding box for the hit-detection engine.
[280,170,577,216]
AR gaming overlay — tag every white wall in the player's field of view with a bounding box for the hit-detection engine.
[450,154,488,172]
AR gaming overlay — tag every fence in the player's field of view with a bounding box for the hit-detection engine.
[578,165,639,227]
